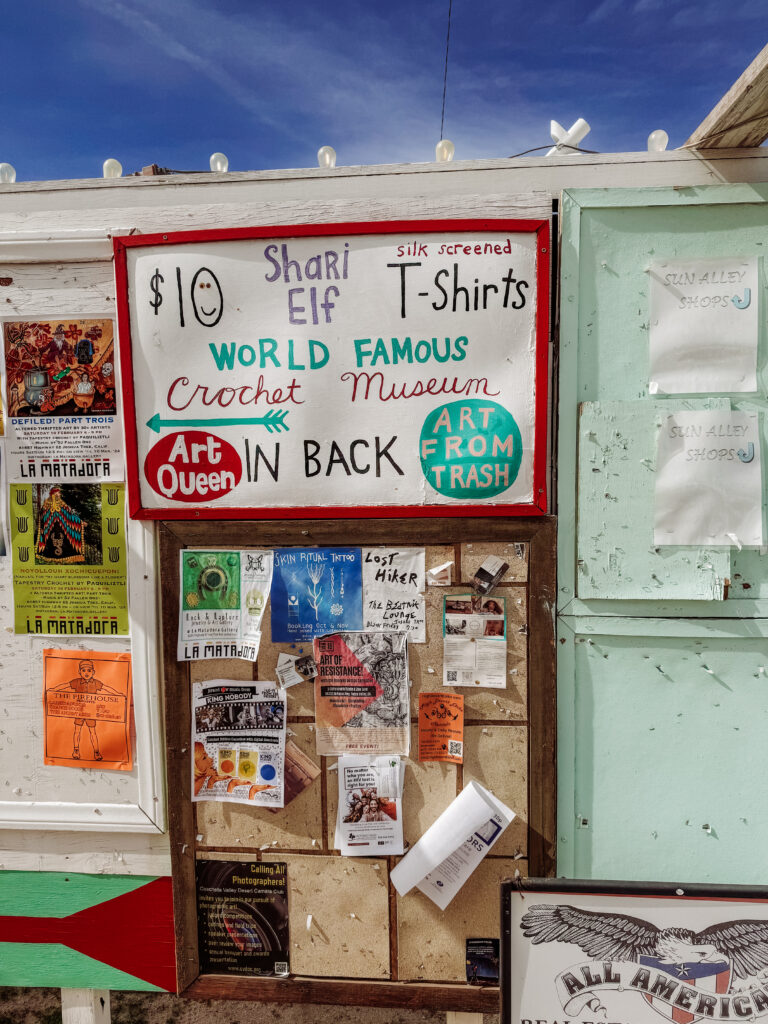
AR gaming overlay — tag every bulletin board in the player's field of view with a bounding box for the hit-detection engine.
[160,515,556,1011]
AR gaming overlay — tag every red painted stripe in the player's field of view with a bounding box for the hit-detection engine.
[0,877,176,992]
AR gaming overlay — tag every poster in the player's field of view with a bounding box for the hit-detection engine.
[648,258,758,394]
[196,859,289,977]
[654,410,763,546]
[42,648,132,770]
[443,593,507,687]
[391,780,514,910]
[192,680,286,807]
[362,546,426,643]
[271,547,362,642]
[117,222,547,516]
[11,483,129,635]
[3,319,124,481]
[178,548,272,660]
[312,631,410,756]
[418,692,464,763]
[335,755,405,856]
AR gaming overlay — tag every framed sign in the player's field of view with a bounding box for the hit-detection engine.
[114,219,550,520]
[501,877,768,1024]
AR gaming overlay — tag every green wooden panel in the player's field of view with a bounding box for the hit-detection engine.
[577,400,729,600]
[0,943,164,991]
[0,871,153,918]
[567,627,768,884]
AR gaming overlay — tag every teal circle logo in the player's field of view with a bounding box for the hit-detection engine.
[419,400,522,499]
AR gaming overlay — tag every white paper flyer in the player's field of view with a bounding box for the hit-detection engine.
[192,679,286,807]
[178,549,273,661]
[648,258,758,394]
[654,409,763,547]
[335,754,405,856]
[443,594,506,688]
[391,781,514,910]
[362,547,426,643]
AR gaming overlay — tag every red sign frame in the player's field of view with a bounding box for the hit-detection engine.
[114,218,550,521]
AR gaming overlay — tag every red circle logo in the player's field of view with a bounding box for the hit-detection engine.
[144,431,242,503]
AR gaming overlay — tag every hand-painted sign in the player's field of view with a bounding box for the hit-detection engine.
[115,219,549,519]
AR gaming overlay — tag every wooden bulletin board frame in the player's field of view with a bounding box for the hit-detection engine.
[160,515,556,1011]
[115,218,551,521]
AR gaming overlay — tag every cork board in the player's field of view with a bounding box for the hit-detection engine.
[160,516,555,1012]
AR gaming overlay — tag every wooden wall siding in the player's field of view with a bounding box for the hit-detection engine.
[558,185,768,883]
[160,516,555,1010]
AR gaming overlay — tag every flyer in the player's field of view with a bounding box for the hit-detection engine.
[42,648,132,770]
[192,679,286,807]
[11,483,129,635]
[648,258,758,394]
[271,547,362,642]
[391,781,515,910]
[362,546,426,643]
[178,549,273,661]
[312,631,410,756]
[3,319,124,482]
[443,594,507,687]
[654,409,763,546]
[271,739,320,812]
[196,859,289,977]
[418,692,464,763]
[335,755,405,856]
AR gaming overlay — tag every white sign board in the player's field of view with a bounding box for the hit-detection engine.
[115,220,549,518]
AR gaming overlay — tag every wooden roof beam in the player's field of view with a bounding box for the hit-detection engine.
[685,43,768,149]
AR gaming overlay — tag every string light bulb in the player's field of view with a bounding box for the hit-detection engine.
[209,152,229,173]
[0,163,16,183]
[317,146,337,169]
[435,139,455,163]
[647,129,669,152]
[102,158,122,178]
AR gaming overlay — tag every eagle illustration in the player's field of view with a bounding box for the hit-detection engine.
[521,904,768,980]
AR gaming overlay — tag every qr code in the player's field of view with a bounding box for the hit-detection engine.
[448,740,463,758]
[274,961,289,976]
[447,671,458,682]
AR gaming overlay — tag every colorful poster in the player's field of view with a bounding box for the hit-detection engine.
[11,483,129,635]
[335,755,405,856]
[654,409,763,546]
[3,319,123,481]
[362,547,426,643]
[418,692,464,763]
[42,649,132,770]
[192,680,286,807]
[649,258,758,395]
[196,860,289,977]
[178,549,272,661]
[312,631,409,756]
[443,593,507,687]
[117,223,547,517]
[271,547,362,642]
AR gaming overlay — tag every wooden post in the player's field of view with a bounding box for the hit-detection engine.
[61,989,111,1024]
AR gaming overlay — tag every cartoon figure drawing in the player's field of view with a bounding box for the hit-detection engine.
[53,658,118,761]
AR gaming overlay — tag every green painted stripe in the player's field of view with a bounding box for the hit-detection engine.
[0,942,164,991]
[0,870,158,917]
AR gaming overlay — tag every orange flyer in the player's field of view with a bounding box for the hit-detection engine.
[418,692,464,763]
[43,648,133,770]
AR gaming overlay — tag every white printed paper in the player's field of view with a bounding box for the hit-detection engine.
[335,754,405,856]
[192,679,286,807]
[390,780,514,909]
[649,258,758,394]
[654,410,763,546]
[362,547,426,643]
[443,594,506,687]
[275,653,302,689]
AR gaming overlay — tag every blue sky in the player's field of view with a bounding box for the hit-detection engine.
[3,0,765,181]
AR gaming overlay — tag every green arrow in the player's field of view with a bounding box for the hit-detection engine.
[147,409,289,434]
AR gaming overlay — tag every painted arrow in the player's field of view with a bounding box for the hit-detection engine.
[147,408,289,433]
[0,876,176,991]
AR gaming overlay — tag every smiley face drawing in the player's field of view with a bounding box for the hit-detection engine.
[191,267,224,326]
